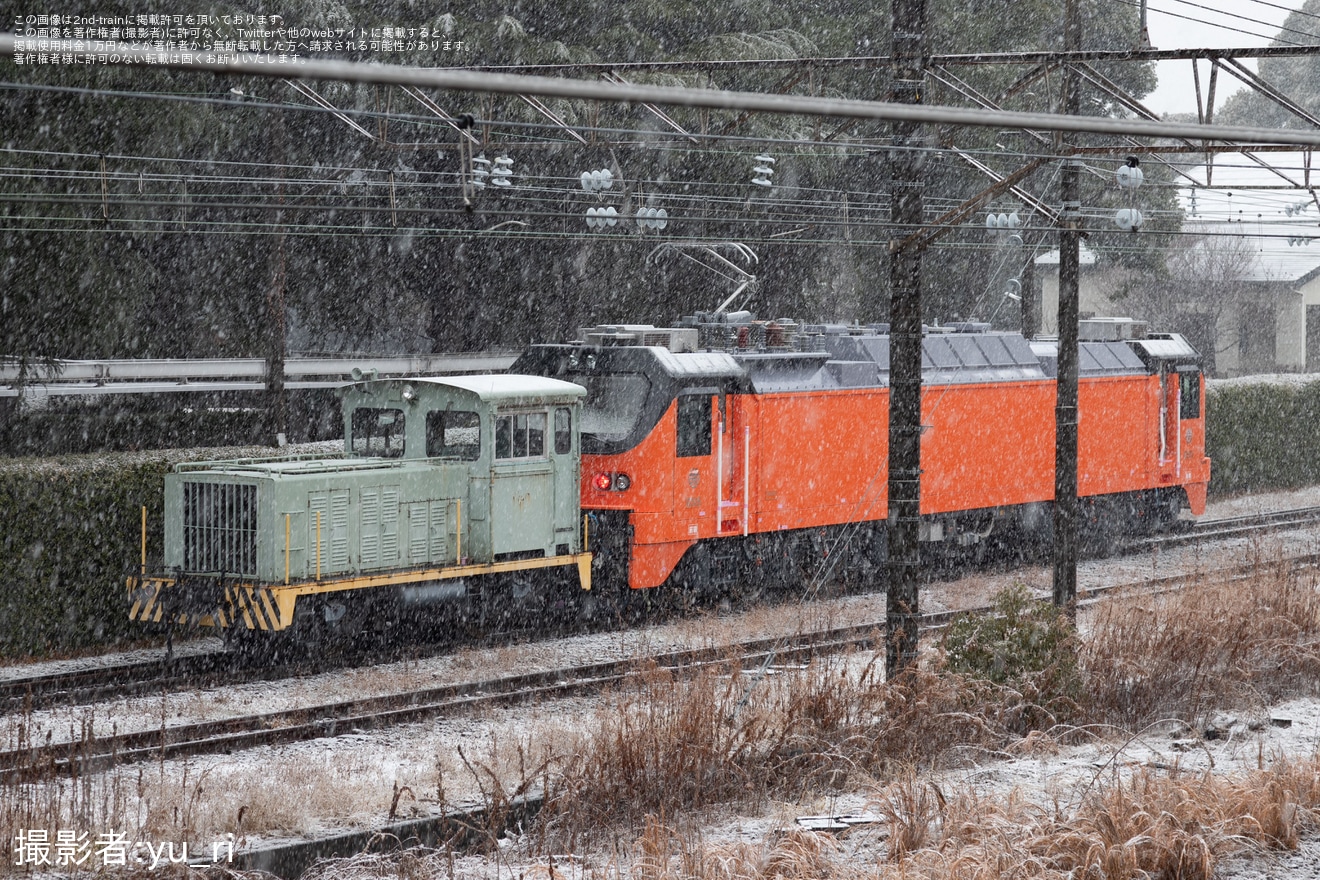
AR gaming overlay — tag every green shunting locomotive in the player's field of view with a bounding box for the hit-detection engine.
[128,375,591,635]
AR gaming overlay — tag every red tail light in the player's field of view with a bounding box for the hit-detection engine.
[593,472,632,492]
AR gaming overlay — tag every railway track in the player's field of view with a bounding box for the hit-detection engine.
[3,502,1319,720]
[0,639,442,714]
[5,547,1319,784]
[0,622,888,783]
[1152,505,1320,546]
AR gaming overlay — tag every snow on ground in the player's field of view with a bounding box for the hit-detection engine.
[6,487,1320,876]
[410,697,1320,880]
[1202,483,1320,521]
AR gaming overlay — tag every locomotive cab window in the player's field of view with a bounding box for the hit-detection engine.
[495,411,547,460]
[426,410,481,460]
[351,407,406,458]
[676,395,712,458]
[566,373,651,442]
[554,407,572,455]
[1179,371,1201,420]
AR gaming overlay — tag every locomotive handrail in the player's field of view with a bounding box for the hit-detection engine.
[174,453,345,470]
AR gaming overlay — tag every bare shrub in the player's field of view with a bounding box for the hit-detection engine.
[1082,566,1320,726]
[538,658,1055,845]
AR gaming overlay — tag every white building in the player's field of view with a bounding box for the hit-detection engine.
[1031,154,1320,377]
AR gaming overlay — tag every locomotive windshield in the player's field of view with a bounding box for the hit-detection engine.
[426,410,480,460]
[566,372,651,442]
[350,407,407,458]
[1179,370,1201,419]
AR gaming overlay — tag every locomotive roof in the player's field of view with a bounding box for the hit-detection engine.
[520,318,1203,400]
[349,374,586,404]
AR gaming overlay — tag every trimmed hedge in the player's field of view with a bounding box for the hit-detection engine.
[1205,377,1320,497]
[0,390,343,456]
[0,445,332,659]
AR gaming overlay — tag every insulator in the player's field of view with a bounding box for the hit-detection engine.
[491,155,513,187]
[1116,164,1145,189]
[1115,208,1144,231]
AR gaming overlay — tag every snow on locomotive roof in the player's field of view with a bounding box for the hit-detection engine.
[354,374,586,402]
[1129,334,1199,361]
[650,349,744,380]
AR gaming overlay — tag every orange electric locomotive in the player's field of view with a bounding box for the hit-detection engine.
[513,312,1210,601]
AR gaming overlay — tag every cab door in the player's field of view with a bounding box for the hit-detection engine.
[550,406,581,554]
[1175,366,1209,485]
[674,393,714,540]
[490,409,555,556]
[672,387,749,539]
[717,394,751,536]
[1157,365,1180,482]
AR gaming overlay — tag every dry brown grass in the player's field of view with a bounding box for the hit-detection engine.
[537,657,1057,845]
[1082,564,1320,727]
[869,757,1320,880]
[300,757,1320,880]
[631,816,841,880]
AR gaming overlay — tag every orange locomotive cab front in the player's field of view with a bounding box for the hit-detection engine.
[1126,333,1212,517]
[515,328,750,591]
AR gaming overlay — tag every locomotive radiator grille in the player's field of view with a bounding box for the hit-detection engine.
[182,482,258,576]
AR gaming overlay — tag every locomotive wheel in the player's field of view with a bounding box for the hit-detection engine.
[478,571,548,632]
[728,579,764,609]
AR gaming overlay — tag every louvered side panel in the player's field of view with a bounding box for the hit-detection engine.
[330,491,350,570]
[381,487,400,565]
[408,503,430,564]
[308,492,327,578]
[430,500,449,564]
[360,488,381,567]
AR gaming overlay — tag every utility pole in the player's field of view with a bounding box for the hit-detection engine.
[1053,0,1082,614]
[266,102,288,446]
[886,0,928,678]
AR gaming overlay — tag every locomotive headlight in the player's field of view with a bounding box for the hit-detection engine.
[593,473,613,491]
[614,473,632,491]
[401,384,417,403]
